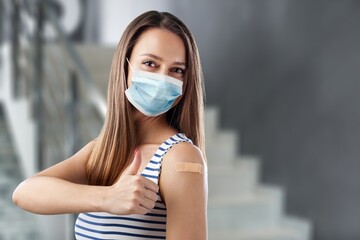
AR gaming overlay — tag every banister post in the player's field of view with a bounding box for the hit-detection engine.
[66,70,80,157]
[11,0,20,98]
[34,0,45,170]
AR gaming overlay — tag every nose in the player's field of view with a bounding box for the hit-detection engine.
[158,66,168,76]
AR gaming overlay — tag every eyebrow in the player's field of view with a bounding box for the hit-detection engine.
[140,53,187,67]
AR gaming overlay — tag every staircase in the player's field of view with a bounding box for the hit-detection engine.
[76,45,313,240]
[205,108,311,240]
[0,106,42,240]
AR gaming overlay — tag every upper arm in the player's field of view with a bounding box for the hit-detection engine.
[35,140,97,184]
[160,142,208,240]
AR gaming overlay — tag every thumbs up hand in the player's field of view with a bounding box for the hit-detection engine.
[102,149,160,215]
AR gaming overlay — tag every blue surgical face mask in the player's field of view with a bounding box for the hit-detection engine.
[125,58,183,117]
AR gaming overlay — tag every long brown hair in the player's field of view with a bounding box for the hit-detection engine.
[86,11,206,186]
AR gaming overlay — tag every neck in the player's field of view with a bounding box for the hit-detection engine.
[134,111,177,145]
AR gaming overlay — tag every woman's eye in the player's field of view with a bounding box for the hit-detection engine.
[172,68,186,75]
[143,61,157,68]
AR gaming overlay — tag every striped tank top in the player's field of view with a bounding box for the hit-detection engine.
[75,133,192,240]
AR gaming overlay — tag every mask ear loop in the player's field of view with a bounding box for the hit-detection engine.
[125,58,135,89]
[126,58,135,73]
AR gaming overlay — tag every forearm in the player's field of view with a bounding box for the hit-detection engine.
[12,176,106,215]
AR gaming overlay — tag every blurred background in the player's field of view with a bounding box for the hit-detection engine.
[0,0,359,240]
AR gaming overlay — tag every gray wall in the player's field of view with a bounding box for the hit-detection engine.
[169,1,360,240]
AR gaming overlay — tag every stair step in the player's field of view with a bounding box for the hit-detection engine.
[204,106,219,137]
[280,216,312,240]
[208,185,284,231]
[208,158,259,197]
[209,226,306,240]
[209,216,311,240]
[205,129,241,167]
[206,129,238,150]
[206,128,238,145]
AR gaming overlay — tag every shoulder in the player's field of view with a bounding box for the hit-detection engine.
[165,141,205,165]
[160,141,207,202]
[76,138,98,158]
[68,138,97,166]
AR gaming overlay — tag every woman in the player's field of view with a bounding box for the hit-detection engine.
[12,10,207,240]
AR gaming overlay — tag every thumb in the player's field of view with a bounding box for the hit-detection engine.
[125,149,142,175]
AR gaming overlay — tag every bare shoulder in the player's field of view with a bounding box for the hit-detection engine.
[69,139,97,161]
[160,141,207,201]
[164,141,206,165]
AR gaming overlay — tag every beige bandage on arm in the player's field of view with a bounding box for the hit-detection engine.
[175,162,204,174]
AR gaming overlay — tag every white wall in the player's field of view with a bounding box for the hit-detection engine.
[99,1,171,45]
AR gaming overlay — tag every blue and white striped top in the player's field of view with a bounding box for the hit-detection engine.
[75,133,192,240]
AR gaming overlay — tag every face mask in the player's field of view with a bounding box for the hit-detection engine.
[125,58,183,117]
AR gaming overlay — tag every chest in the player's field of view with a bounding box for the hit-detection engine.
[135,144,161,175]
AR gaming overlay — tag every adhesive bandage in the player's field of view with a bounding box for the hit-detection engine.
[175,162,204,174]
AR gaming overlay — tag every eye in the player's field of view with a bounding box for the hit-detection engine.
[142,60,158,68]
[171,67,186,76]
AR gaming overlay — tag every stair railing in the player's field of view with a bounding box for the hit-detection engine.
[6,0,107,171]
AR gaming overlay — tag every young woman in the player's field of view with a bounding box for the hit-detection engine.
[13,11,207,240]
